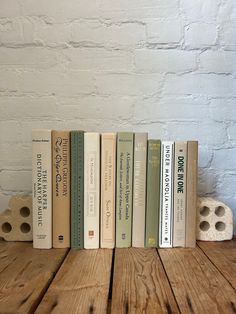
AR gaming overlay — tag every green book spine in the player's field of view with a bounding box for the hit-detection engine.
[145,140,161,247]
[116,132,134,248]
[71,130,84,249]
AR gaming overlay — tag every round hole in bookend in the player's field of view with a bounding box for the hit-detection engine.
[215,206,225,217]
[20,206,30,217]
[215,221,226,232]
[20,223,31,234]
[2,222,12,233]
[200,206,210,217]
[199,221,210,232]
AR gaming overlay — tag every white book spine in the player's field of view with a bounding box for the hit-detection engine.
[132,133,148,247]
[159,141,174,248]
[84,132,100,249]
[32,129,52,249]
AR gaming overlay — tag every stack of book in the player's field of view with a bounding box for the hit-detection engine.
[32,130,198,250]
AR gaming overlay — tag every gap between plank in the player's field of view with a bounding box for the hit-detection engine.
[107,248,115,314]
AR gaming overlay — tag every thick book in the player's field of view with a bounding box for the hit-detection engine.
[116,132,134,248]
[100,133,116,248]
[159,141,174,248]
[52,130,70,248]
[84,132,100,249]
[32,129,52,249]
[132,133,148,247]
[173,141,187,247]
[185,141,198,248]
[70,130,84,249]
[145,139,161,247]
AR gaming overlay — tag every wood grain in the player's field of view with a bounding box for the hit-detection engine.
[159,246,236,314]
[0,241,68,314]
[111,248,180,313]
[35,248,113,314]
[198,240,236,290]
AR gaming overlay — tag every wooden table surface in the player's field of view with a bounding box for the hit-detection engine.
[0,240,236,313]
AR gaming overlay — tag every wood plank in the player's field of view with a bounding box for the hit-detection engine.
[0,241,68,314]
[35,249,113,314]
[111,248,180,313]
[198,240,236,290]
[159,246,236,314]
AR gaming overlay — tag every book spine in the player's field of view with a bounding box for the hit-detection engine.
[159,141,174,248]
[145,140,161,247]
[71,131,84,249]
[52,130,70,248]
[185,141,198,248]
[116,132,134,248]
[100,133,116,248]
[173,142,187,247]
[32,130,52,249]
[132,133,147,248]
[84,133,100,249]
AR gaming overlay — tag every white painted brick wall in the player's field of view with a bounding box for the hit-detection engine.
[0,0,236,233]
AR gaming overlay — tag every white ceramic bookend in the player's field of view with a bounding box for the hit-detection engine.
[197,197,233,241]
[0,195,33,241]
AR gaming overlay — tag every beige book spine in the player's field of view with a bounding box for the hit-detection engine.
[100,133,116,248]
[185,141,198,248]
[84,132,100,249]
[32,129,52,249]
[52,130,70,248]
[173,141,187,247]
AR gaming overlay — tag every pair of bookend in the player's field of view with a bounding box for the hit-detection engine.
[0,195,33,241]
[197,197,233,241]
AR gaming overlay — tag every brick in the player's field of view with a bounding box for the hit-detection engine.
[0,69,19,91]
[210,99,236,121]
[95,73,163,96]
[0,170,31,191]
[132,122,166,139]
[198,168,218,195]
[228,124,236,142]
[63,48,133,71]
[198,145,213,168]
[0,121,21,144]
[180,0,220,21]
[71,20,146,48]
[0,143,31,169]
[0,47,60,69]
[0,193,12,213]
[0,0,21,18]
[216,174,236,197]
[220,23,236,50]
[0,96,58,120]
[134,49,196,73]
[211,148,236,170]
[185,23,217,48]
[199,51,236,74]
[146,19,182,44]
[164,74,236,97]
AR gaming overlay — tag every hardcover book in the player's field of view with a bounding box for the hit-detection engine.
[70,130,84,249]
[159,141,174,248]
[132,133,148,248]
[100,133,116,248]
[84,132,100,249]
[52,130,70,248]
[32,129,52,249]
[185,141,198,248]
[145,139,161,247]
[116,132,134,248]
[173,141,187,247]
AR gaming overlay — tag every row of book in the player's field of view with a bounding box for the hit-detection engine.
[32,130,198,250]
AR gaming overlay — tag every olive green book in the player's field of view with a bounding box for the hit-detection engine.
[70,130,84,249]
[116,132,134,248]
[145,140,161,247]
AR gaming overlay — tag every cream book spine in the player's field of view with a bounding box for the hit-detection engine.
[100,133,116,248]
[84,132,100,249]
[132,132,148,248]
[32,129,52,249]
[159,141,174,248]
[52,130,70,248]
[173,141,187,247]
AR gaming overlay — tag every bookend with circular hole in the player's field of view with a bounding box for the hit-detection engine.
[197,197,233,241]
[0,195,32,241]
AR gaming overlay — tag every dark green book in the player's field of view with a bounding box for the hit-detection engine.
[116,132,134,248]
[70,130,84,249]
[145,139,161,247]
